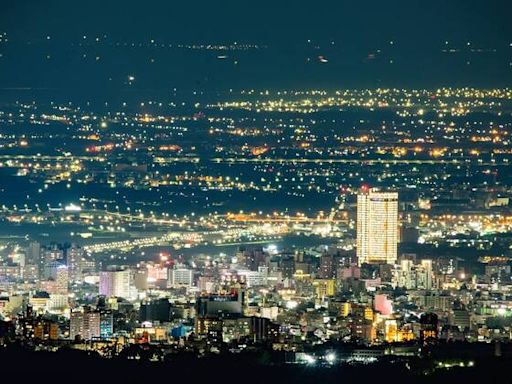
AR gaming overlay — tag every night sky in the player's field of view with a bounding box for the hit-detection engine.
[1,0,512,97]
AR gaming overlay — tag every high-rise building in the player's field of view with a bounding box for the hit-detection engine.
[235,247,268,271]
[416,260,434,290]
[133,268,149,291]
[42,260,61,280]
[40,262,69,294]
[357,188,398,265]
[196,286,246,318]
[99,267,133,299]
[99,310,113,338]
[26,241,41,265]
[350,317,375,343]
[168,267,193,287]
[392,259,434,290]
[139,298,171,322]
[413,293,453,312]
[69,311,83,340]
[33,319,59,340]
[48,294,68,311]
[198,276,215,293]
[393,259,415,289]
[280,256,295,279]
[69,307,101,340]
[236,267,268,287]
[55,264,69,294]
[312,279,336,298]
[25,242,41,277]
[66,244,83,283]
[319,254,336,279]
[450,308,471,331]
[384,319,399,343]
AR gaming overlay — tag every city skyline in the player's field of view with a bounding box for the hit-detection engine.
[1,1,512,383]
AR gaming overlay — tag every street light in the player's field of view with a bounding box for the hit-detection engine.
[325,353,336,363]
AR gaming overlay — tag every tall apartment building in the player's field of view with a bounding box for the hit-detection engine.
[357,188,398,265]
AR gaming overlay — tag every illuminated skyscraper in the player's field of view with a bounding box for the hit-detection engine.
[66,244,83,283]
[99,310,114,338]
[168,267,193,287]
[55,264,69,294]
[70,307,101,340]
[357,188,398,265]
[99,267,133,299]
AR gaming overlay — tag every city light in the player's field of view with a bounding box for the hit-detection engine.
[0,2,510,382]
[325,353,336,363]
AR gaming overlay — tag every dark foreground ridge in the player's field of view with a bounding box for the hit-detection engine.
[1,344,510,384]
